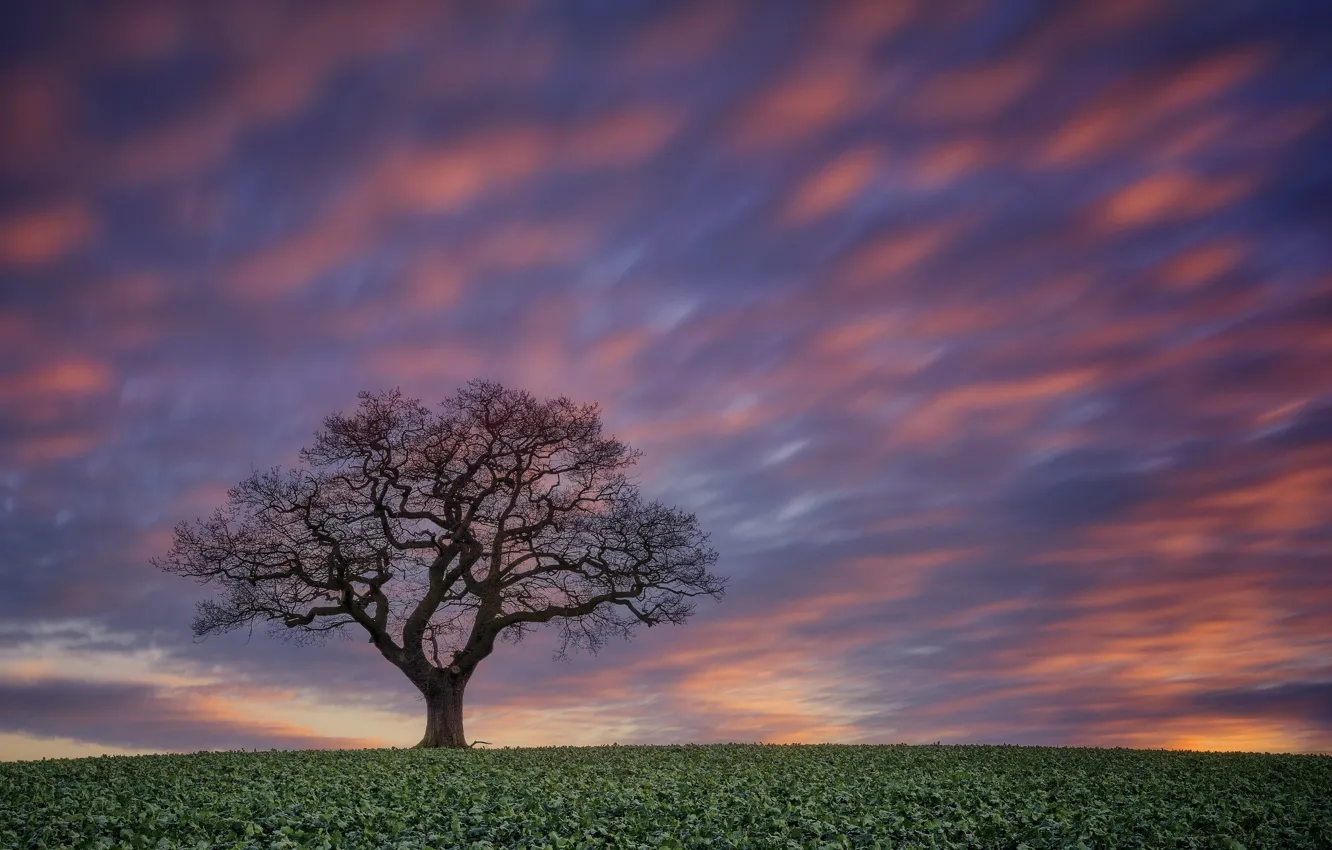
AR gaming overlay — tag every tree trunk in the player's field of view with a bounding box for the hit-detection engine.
[415,669,470,748]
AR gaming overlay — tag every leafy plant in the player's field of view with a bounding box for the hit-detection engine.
[2,744,1328,849]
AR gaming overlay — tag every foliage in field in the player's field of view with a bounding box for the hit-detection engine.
[1,744,1328,849]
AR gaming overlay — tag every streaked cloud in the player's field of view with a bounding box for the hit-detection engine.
[1,0,1329,760]
[0,203,94,267]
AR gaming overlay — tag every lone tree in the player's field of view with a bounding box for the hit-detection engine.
[155,381,724,748]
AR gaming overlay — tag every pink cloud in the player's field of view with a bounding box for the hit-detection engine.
[1096,170,1256,229]
[2,0,1329,759]
[0,70,67,171]
[0,203,94,266]
[912,59,1041,123]
[730,61,875,149]
[112,3,426,183]
[782,147,882,223]
[0,359,114,401]
[618,2,742,70]
[841,220,966,287]
[563,106,684,166]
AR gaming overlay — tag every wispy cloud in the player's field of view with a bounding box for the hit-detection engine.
[1,0,1329,758]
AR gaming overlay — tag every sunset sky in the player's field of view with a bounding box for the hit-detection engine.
[2,0,1331,761]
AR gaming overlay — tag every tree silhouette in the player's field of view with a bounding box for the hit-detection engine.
[154,381,724,747]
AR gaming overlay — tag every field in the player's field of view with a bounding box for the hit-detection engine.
[2,744,1329,849]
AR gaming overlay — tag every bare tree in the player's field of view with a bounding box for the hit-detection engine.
[154,381,724,747]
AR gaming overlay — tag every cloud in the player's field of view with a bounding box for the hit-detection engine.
[0,70,67,171]
[106,2,433,184]
[0,203,94,266]
[0,679,379,752]
[1193,683,1332,726]
[730,60,876,150]
[1002,451,1154,529]
[1,0,1330,759]
[912,59,1041,123]
[840,221,964,287]
[889,370,1099,446]
[1096,170,1256,229]
[782,148,882,223]
[1264,401,1332,448]
[0,619,421,753]
[563,106,684,166]
[1159,241,1248,289]
[618,2,743,71]
[0,359,114,401]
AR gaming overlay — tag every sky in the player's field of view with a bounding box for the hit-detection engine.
[1,0,1330,761]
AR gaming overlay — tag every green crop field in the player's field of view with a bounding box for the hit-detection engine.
[2,744,1329,849]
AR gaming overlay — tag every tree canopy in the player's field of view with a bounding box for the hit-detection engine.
[155,380,724,746]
